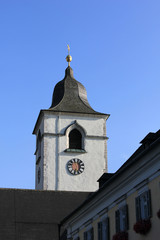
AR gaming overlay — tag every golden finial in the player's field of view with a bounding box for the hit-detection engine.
[66,44,72,66]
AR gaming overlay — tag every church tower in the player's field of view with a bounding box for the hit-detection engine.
[33,49,109,191]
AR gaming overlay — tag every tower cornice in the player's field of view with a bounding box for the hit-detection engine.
[32,109,109,135]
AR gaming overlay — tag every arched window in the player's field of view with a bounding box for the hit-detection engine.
[69,129,82,149]
[65,121,86,153]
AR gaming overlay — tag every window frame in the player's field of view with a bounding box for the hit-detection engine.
[98,217,110,240]
[115,204,129,233]
[135,189,152,221]
[65,122,86,151]
[84,227,94,240]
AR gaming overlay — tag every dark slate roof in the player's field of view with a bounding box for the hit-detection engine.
[97,173,114,188]
[33,67,109,134]
[49,66,108,116]
[0,188,90,240]
[140,129,160,144]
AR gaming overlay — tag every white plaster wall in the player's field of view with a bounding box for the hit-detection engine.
[41,113,108,191]
[44,114,57,134]
[44,114,106,136]
[35,117,44,137]
[58,138,106,191]
[43,136,57,190]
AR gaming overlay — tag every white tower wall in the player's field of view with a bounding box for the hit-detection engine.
[35,112,108,191]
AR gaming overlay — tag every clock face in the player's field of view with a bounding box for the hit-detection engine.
[67,158,84,175]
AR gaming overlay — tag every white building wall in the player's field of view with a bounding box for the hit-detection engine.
[35,112,108,191]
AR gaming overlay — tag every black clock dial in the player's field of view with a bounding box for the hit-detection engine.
[67,158,84,175]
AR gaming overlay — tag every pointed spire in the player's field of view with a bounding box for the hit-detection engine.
[66,44,72,66]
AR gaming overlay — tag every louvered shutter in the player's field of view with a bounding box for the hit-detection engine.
[135,196,141,221]
[147,189,152,218]
[115,210,120,233]
[124,205,129,230]
[98,222,102,240]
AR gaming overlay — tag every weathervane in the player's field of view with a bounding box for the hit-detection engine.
[67,44,70,55]
[66,44,72,66]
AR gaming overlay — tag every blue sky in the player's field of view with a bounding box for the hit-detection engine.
[0,1,160,189]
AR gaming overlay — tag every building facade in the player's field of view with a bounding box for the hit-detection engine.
[61,130,160,240]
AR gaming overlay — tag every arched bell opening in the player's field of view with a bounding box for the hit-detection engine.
[69,129,82,150]
[65,122,86,153]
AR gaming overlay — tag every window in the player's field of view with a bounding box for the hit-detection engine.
[115,205,128,233]
[135,190,152,221]
[98,217,110,240]
[84,228,94,240]
[65,121,86,152]
[69,129,82,149]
